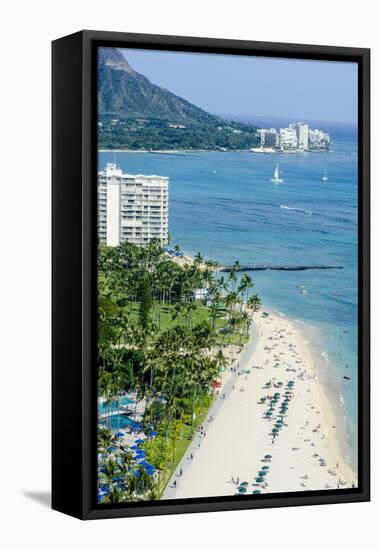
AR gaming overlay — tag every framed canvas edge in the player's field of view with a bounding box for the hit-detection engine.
[53,30,370,520]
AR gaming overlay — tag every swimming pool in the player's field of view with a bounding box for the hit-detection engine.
[98,396,134,416]
[99,414,135,431]
[98,396,136,432]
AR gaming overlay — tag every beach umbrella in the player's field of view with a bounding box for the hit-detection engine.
[107,445,119,452]
[238,486,247,493]
[149,431,158,437]
[274,392,281,397]
[262,466,270,470]
[115,431,125,438]
[264,454,272,459]
[240,481,249,486]
[130,445,140,451]
[256,477,265,484]
[135,439,145,444]
[258,471,267,477]
[252,490,261,494]
[272,428,279,434]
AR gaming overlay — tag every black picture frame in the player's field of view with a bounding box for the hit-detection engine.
[52,30,370,520]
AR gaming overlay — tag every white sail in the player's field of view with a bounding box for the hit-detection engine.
[271,164,283,183]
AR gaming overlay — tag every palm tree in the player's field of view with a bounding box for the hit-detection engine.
[240,310,250,342]
[209,302,219,329]
[194,251,204,266]
[247,294,261,317]
[238,273,254,309]
[99,457,119,489]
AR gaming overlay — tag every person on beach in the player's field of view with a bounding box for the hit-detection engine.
[173,480,177,488]
[179,468,183,476]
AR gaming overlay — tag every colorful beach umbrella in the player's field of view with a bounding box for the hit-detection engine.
[252,490,261,494]
[238,486,247,493]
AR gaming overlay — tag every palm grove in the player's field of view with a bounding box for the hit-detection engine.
[97,239,261,503]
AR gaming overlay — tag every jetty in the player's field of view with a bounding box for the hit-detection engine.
[219,265,343,272]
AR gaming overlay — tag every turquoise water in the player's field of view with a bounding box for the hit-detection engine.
[99,414,134,431]
[98,122,358,467]
[98,396,133,416]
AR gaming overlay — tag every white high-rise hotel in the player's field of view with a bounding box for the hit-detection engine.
[98,163,169,246]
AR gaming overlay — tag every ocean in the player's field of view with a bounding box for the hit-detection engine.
[98,120,358,470]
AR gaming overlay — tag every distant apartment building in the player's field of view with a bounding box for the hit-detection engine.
[296,122,309,150]
[308,128,330,150]
[256,121,330,151]
[279,127,298,150]
[98,163,169,247]
[258,128,278,147]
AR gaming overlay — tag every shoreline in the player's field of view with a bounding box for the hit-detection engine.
[97,147,329,154]
[162,308,357,500]
[98,148,252,154]
[267,308,357,473]
[301,319,358,471]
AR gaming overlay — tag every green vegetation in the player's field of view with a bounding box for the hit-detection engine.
[98,116,260,151]
[97,239,261,503]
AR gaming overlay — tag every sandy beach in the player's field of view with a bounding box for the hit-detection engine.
[163,309,357,499]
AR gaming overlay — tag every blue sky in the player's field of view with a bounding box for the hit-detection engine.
[120,48,358,124]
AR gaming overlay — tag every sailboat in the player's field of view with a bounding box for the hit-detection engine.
[271,164,283,183]
[322,169,328,181]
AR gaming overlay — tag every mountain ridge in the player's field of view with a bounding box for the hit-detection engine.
[98,47,259,150]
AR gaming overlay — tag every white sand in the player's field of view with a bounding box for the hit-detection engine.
[163,309,357,499]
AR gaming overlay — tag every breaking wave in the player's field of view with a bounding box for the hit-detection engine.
[280,204,313,215]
